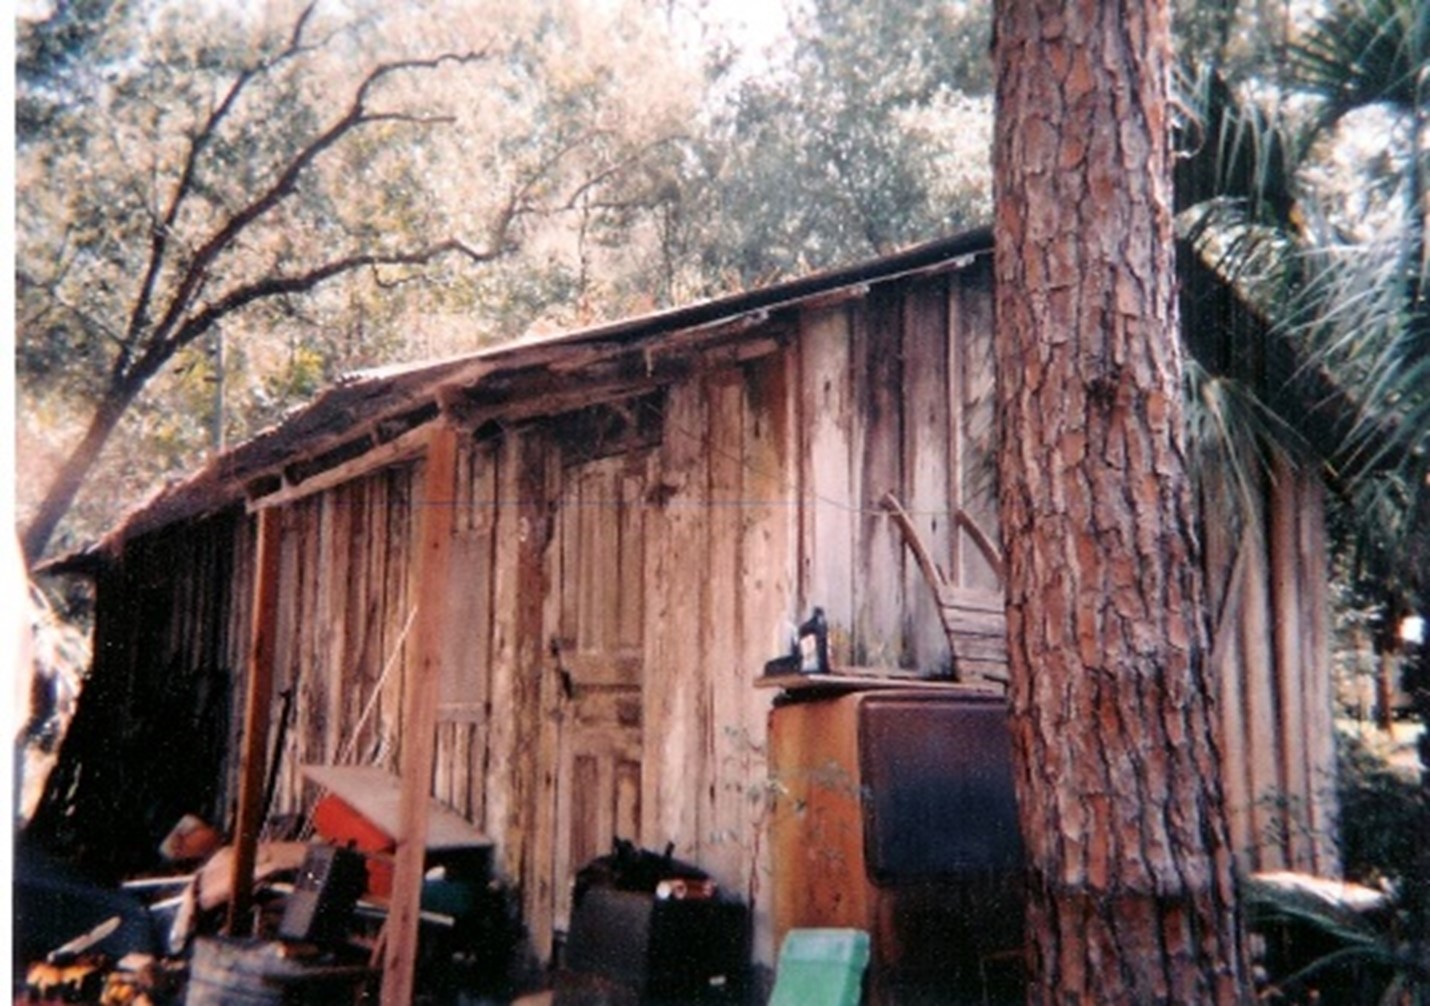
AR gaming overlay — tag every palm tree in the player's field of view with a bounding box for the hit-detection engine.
[1179,0,1428,674]
[1177,4,1429,997]
[1288,0,1428,628]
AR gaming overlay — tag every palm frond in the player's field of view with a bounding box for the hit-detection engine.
[1175,66,1301,232]
[1183,356,1308,521]
[1288,0,1426,129]
[1282,226,1429,478]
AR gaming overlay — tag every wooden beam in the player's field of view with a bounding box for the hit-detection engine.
[248,422,435,512]
[381,422,460,1006]
[225,505,283,936]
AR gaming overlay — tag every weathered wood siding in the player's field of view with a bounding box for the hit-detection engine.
[223,261,1005,963]
[60,247,1337,967]
[29,510,253,876]
[256,465,422,821]
[1203,458,1339,876]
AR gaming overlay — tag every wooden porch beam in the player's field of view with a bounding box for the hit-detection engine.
[225,504,284,936]
[381,422,460,1006]
[247,421,435,512]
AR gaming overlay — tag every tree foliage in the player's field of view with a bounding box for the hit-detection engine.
[1176,0,1428,618]
[16,0,1007,561]
[15,0,706,563]
[679,0,994,287]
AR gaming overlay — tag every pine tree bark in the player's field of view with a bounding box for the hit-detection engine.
[992,2,1251,1002]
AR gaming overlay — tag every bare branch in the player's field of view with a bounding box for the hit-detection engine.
[140,48,494,369]
[355,50,492,106]
[557,135,689,213]
[18,271,129,350]
[516,129,615,208]
[127,5,320,369]
[127,0,346,366]
[127,238,504,384]
[287,1,318,51]
[364,112,458,128]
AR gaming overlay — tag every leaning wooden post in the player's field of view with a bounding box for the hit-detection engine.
[381,423,460,1006]
[226,504,284,936]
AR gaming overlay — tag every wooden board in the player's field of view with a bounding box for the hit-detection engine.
[852,288,905,668]
[799,306,856,661]
[301,764,491,851]
[903,278,953,674]
[643,380,707,860]
[755,671,1003,695]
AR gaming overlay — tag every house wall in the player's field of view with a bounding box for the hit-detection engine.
[234,259,1005,965]
[49,249,1339,970]
[1202,457,1340,876]
[27,509,254,877]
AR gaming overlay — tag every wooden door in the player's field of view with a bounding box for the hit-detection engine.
[549,449,650,933]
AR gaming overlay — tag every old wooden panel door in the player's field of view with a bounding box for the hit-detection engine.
[549,448,650,934]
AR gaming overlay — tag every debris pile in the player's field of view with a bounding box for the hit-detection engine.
[16,787,522,1006]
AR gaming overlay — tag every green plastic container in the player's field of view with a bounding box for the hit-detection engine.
[768,928,871,1006]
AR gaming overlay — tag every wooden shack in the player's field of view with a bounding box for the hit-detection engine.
[32,227,1340,973]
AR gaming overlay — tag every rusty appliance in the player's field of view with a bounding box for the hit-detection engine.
[769,687,1024,1005]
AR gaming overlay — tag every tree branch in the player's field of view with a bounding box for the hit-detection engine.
[125,1,323,372]
[141,48,492,367]
[126,238,503,385]
[553,134,690,214]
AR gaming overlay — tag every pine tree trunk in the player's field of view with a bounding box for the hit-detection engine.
[991,2,1251,1002]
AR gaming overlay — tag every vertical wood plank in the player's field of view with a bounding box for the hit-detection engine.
[644,381,707,858]
[468,445,498,828]
[511,434,554,956]
[617,466,646,657]
[1208,505,1255,867]
[486,436,522,868]
[222,516,257,817]
[226,505,283,936]
[391,469,417,769]
[340,481,373,761]
[903,277,953,674]
[739,350,795,964]
[381,423,459,1006]
[1240,480,1285,870]
[799,306,855,662]
[1298,473,1339,873]
[294,498,324,806]
[852,289,905,668]
[324,487,354,770]
[530,438,567,948]
[950,266,1001,591]
[1269,456,1310,868]
[705,371,746,885]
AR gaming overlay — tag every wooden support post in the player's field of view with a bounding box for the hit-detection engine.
[226,505,284,936]
[381,423,459,1006]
